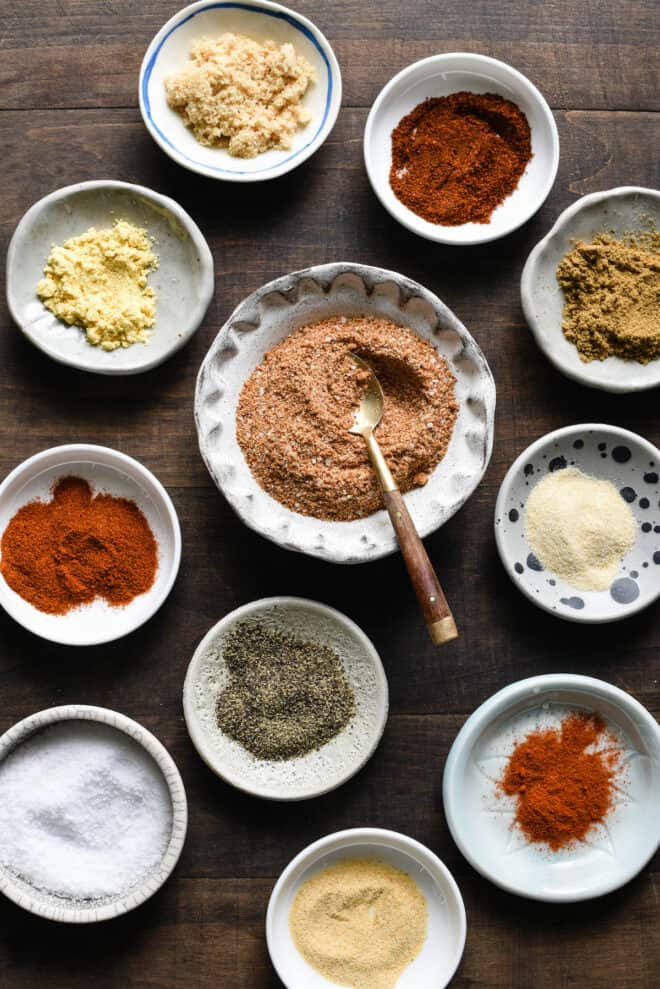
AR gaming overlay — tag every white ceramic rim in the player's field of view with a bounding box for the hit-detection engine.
[0,444,182,645]
[266,827,467,987]
[364,52,560,246]
[494,422,660,623]
[182,596,389,800]
[5,179,215,375]
[520,186,660,392]
[442,673,660,902]
[138,0,342,182]
[0,704,188,923]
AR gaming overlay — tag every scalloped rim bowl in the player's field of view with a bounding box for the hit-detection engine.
[139,0,342,182]
[0,444,182,645]
[182,596,389,801]
[521,186,660,392]
[6,179,214,375]
[443,674,660,902]
[364,52,559,245]
[0,705,188,923]
[194,262,496,563]
[266,828,467,988]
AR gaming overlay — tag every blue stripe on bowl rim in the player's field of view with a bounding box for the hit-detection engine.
[141,1,334,176]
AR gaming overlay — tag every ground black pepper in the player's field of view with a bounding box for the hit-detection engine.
[215,621,356,760]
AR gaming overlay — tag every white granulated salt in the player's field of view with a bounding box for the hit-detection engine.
[0,721,173,901]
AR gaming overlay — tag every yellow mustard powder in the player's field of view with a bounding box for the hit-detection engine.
[289,857,428,989]
[164,33,315,158]
[37,219,158,351]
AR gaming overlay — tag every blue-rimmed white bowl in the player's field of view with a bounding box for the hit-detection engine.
[139,0,342,182]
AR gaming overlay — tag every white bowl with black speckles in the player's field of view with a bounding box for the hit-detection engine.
[521,187,660,392]
[182,597,388,801]
[443,674,660,902]
[0,705,187,923]
[195,262,495,563]
[6,180,214,374]
[495,423,660,623]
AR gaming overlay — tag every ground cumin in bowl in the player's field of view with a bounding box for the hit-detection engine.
[195,262,495,563]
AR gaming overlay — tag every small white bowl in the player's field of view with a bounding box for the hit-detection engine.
[494,424,660,623]
[139,0,342,182]
[364,53,559,245]
[521,187,660,392]
[195,262,495,563]
[0,445,181,645]
[266,828,466,988]
[0,705,187,922]
[6,180,214,375]
[183,597,388,800]
[443,674,660,902]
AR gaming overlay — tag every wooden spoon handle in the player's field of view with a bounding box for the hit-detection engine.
[382,489,458,645]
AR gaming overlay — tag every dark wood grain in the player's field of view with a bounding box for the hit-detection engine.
[0,2,658,987]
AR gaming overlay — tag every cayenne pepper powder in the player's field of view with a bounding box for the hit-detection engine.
[390,91,532,225]
[0,476,158,615]
[498,711,622,851]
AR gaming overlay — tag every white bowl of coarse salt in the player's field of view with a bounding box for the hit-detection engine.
[0,706,187,922]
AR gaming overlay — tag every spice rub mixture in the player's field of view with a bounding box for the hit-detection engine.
[290,857,428,989]
[390,92,532,226]
[497,711,623,851]
[215,620,355,761]
[0,476,158,615]
[37,219,158,351]
[165,33,315,158]
[236,316,458,521]
[557,229,660,363]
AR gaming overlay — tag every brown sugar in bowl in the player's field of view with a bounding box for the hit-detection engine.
[195,263,495,564]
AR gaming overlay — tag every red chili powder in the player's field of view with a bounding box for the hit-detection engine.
[498,712,622,851]
[390,91,532,226]
[0,476,158,615]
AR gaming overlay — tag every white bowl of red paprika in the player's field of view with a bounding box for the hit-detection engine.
[0,445,181,646]
[364,53,559,245]
[443,674,660,901]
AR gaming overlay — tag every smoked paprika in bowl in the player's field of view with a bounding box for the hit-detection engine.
[443,674,660,902]
[364,53,559,245]
[0,445,181,646]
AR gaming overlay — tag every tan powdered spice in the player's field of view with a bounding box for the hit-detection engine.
[557,230,660,363]
[164,33,314,158]
[525,467,636,591]
[236,316,458,521]
[289,857,428,989]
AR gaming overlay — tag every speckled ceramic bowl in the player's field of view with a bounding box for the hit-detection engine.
[521,187,660,392]
[0,705,187,923]
[182,597,388,800]
[495,424,660,622]
[195,263,495,563]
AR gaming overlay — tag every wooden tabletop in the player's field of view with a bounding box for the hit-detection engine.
[1,2,658,986]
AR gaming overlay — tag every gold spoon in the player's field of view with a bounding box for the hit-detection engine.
[349,353,458,645]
